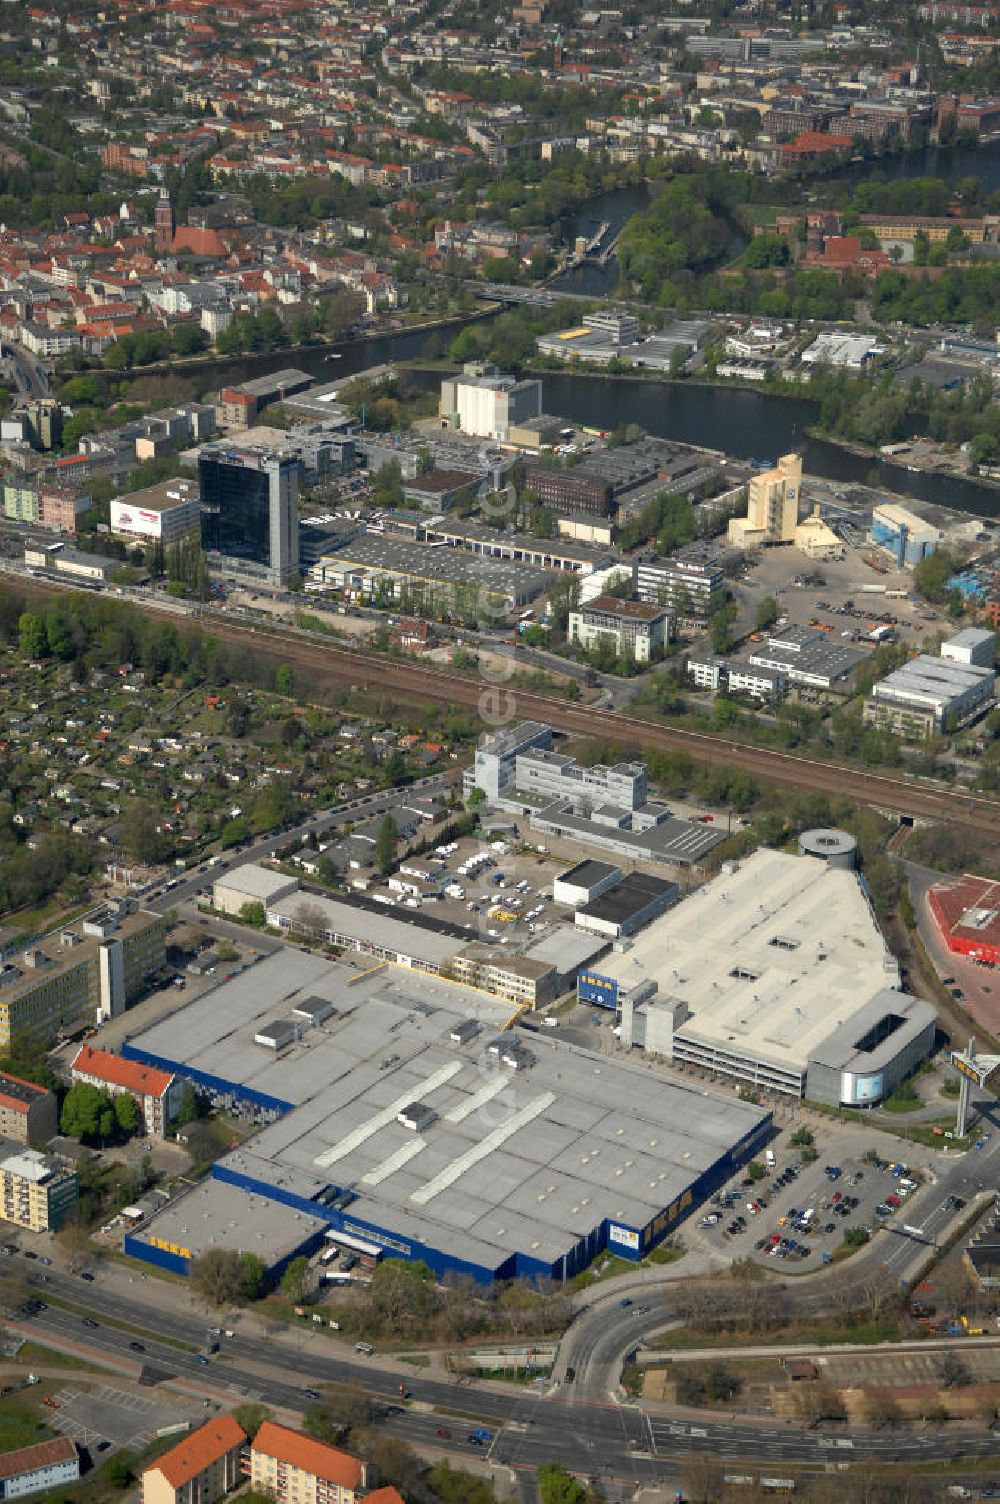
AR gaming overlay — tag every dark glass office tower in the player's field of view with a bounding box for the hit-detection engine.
[199,445,299,584]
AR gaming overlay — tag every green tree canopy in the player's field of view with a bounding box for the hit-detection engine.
[61,1082,115,1144]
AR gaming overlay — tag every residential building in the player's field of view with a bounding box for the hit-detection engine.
[140,1414,246,1504]
[249,1422,374,1504]
[567,595,671,664]
[37,484,88,534]
[0,1438,79,1500]
[864,654,995,738]
[0,1148,78,1231]
[635,545,726,619]
[110,479,202,544]
[728,453,802,548]
[0,1072,58,1146]
[0,908,165,1050]
[199,444,300,585]
[439,364,542,441]
[2,476,37,525]
[71,1045,180,1138]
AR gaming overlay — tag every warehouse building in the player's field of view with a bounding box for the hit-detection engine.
[212,864,300,918]
[869,502,941,567]
[941,627,995,669]
[311,534,554,613]
[864,654,995,738]
[577,848,931,1103]
[929,873,1000,967]
[553,860,621,909]
[748,626,866,689]
[122,949,770,1283]
[575,871,679,939]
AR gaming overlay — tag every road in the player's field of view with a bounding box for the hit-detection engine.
[558,1095,1000,1407]
[142,772,457,916]
[8,1104,1000,1484]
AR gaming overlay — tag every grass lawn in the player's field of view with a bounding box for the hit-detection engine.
[0,1388,55,1451]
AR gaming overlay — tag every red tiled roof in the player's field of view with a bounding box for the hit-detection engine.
[0,1436,77,1482]
[145,1415,246,1490]
[252,1423,365,1487]
[71,1044,173,1099]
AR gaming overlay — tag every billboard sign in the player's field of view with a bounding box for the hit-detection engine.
[608,1223,639,1251]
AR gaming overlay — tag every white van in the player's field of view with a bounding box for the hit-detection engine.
[765,1149,776,1169]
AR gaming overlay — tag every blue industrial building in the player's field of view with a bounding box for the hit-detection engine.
[119,949,772,1285]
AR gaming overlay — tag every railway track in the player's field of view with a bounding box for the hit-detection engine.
[9,570,997,832]
[201,617,1000,835]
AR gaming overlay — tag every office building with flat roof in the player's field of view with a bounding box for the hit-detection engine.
[864,654,995,738]
[635,545,726,620]
[568,596,672,664]
[199,443,300,585]
[110,478,201,544]
[0,908,165,1049]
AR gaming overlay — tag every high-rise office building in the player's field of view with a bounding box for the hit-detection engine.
[199,445,300,584]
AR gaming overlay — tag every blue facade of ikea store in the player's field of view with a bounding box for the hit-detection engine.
[120,1045,772,1285]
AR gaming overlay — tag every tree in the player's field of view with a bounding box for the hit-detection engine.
[17,612,47,660]
[61,1082,115,1144]
[275,664,295,697]
[106,1452,137,1488]
[175,1082,200,1126]
[374,813,399,875]
[233,1403,271,1441]
[239,900,266,928]
[755,595,780,630]
[373,460,403,509]
[114,1092,139,1135]
[937,1351,971,1389]
[538,1464,585,1504]
[190,1248,247,1306]
[466,787,486,813]
[280,1255,310,1304]
[239,1252,267,1301]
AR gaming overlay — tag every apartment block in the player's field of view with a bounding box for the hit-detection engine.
[249,1422,374,1504]
[140,1414,246,1504]
[0,1437,79,1500]
[71,1045,180,1138]
[0,1148,78,1231]
[0,908,165,1050]
[0,1071,58,1145]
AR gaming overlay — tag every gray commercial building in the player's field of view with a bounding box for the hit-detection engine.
[805,991,937,1108]
[122,948,772,1284]
[864,654,995,738]
[748,626,867,690]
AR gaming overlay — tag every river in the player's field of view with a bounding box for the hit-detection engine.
[173,141,1000,521]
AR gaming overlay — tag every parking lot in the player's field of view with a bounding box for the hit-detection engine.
[697,1142,934,1272]
[48,1384,192,1452]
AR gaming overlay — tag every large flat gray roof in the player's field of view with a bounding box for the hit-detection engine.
[129,948,767,1273]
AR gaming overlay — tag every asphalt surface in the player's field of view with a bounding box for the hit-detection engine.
[7,1097,999,1484]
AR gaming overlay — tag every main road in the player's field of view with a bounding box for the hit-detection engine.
[7,1105,999,1485]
